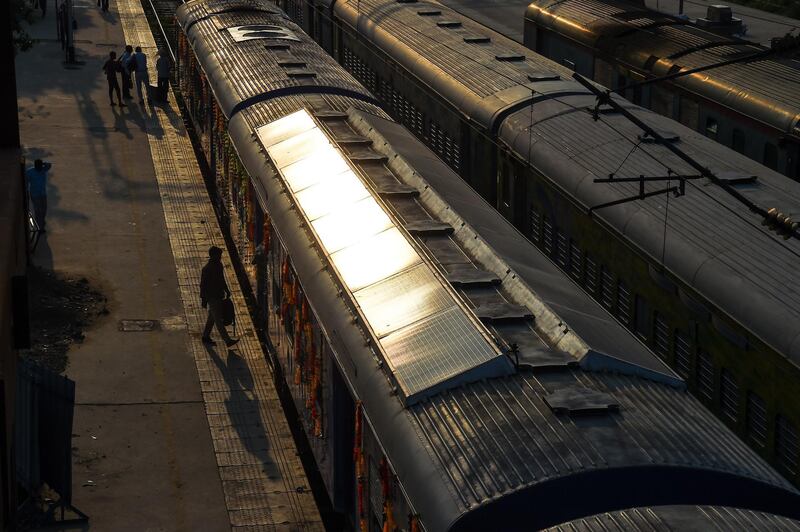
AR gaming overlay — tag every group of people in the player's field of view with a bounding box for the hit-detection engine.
[102,45,172,107]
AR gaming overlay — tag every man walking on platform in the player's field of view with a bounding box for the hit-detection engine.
[26,159,52,232]
[102,51,125,107]
[155,49,172,102]
[132,46,150,104]
[120,45,134,99]
[201,246,240,348]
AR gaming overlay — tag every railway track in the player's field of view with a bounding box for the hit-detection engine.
[140,0,180,61]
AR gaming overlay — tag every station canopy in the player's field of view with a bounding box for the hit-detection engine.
[257,109,513,405]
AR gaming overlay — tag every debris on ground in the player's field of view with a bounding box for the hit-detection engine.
[20,266,108,373]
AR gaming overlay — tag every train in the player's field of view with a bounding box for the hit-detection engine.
[175,0,800,529]
[268,0,800,485]
[522,0,800,181]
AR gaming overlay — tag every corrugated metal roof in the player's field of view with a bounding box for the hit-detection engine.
[177,0,378,117]
[410,371,790,510]
[545,505,800,531]
[527,0,800,134]
[334,0,800,363]
[501,94,800,362]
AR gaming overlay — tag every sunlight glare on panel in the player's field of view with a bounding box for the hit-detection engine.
[330,228,421,291]
[256,109,315,148]
[282,147,350,193]
[269,127,331,168]
[312,197,393,253]
[353,263,455,338]
[295,170,370,221]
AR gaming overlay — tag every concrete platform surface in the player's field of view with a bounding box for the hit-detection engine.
[16,0,322,529]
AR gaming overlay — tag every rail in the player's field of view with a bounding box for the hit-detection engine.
[143,0,176,62]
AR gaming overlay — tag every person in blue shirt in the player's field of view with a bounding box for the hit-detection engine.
[26,159,52,232]
[132,46,150,104]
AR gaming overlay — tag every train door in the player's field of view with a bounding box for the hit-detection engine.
[331,360,355,516]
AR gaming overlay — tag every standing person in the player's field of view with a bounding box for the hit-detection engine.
[155,49,172,102]
[119,45,134,99]
[200,246,239,348]
[132,46,150,104]
[26,159,52,232]
[102,51,125,107]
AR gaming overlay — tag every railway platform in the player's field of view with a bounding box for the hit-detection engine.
[15,1,323,530]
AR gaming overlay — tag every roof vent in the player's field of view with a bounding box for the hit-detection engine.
[286,69,317,78]
[545,386,619,414]
[227,25,300,43]
[404,220,453,236]
[637,129,680,143]
[446,265,500,287]
[278,59,307,68]
[417,9,441,15]
[496,54,525,62]
[527,72,560,82]
[463,35,490,43]
[715,170,758,186]
[474,302,533,323]
[265,43,290,51]
[397,0,418,3]
[437,20,462,28]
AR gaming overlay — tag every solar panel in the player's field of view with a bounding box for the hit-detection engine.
[354,262,454,338]
[381,307,503,399]
[256,109,512,404]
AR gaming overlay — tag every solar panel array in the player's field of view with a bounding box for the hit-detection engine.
[257,109,511,404]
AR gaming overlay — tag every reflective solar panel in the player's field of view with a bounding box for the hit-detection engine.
[381,307,503,397]
[256,110,512,404]
[354,262,455,338]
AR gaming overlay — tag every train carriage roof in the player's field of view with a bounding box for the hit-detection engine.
[178,0,381,118]
[178,1,800,529]
[334,0,800,365]
[525,0,800,136]
[544,505,800,531]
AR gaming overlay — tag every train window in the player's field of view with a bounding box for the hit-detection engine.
[585,255,598,296]
[556,230,569,269]
[543,217,554,256]
[696,350,715,403]
[529,207,542,243]
[705,117,719,140]
[763,142,778,170]
[720,369,739,424]
[617,280,631,326]
[500,164,511,208]
[776,415,799,475]
[651,86,673,117]
[653,312,669,359]
[569,241,582,281]
[732,129,746,154]
[368,455,382,522]
[600,267,614,311]
[634,295,648,339]
[747,392,767,448]
[674,331,692,379]
[679,97,699,131]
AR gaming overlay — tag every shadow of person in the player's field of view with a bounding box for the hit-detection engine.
[31,231,54,270]
[111,103,132,139]
[203,344,275,474]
